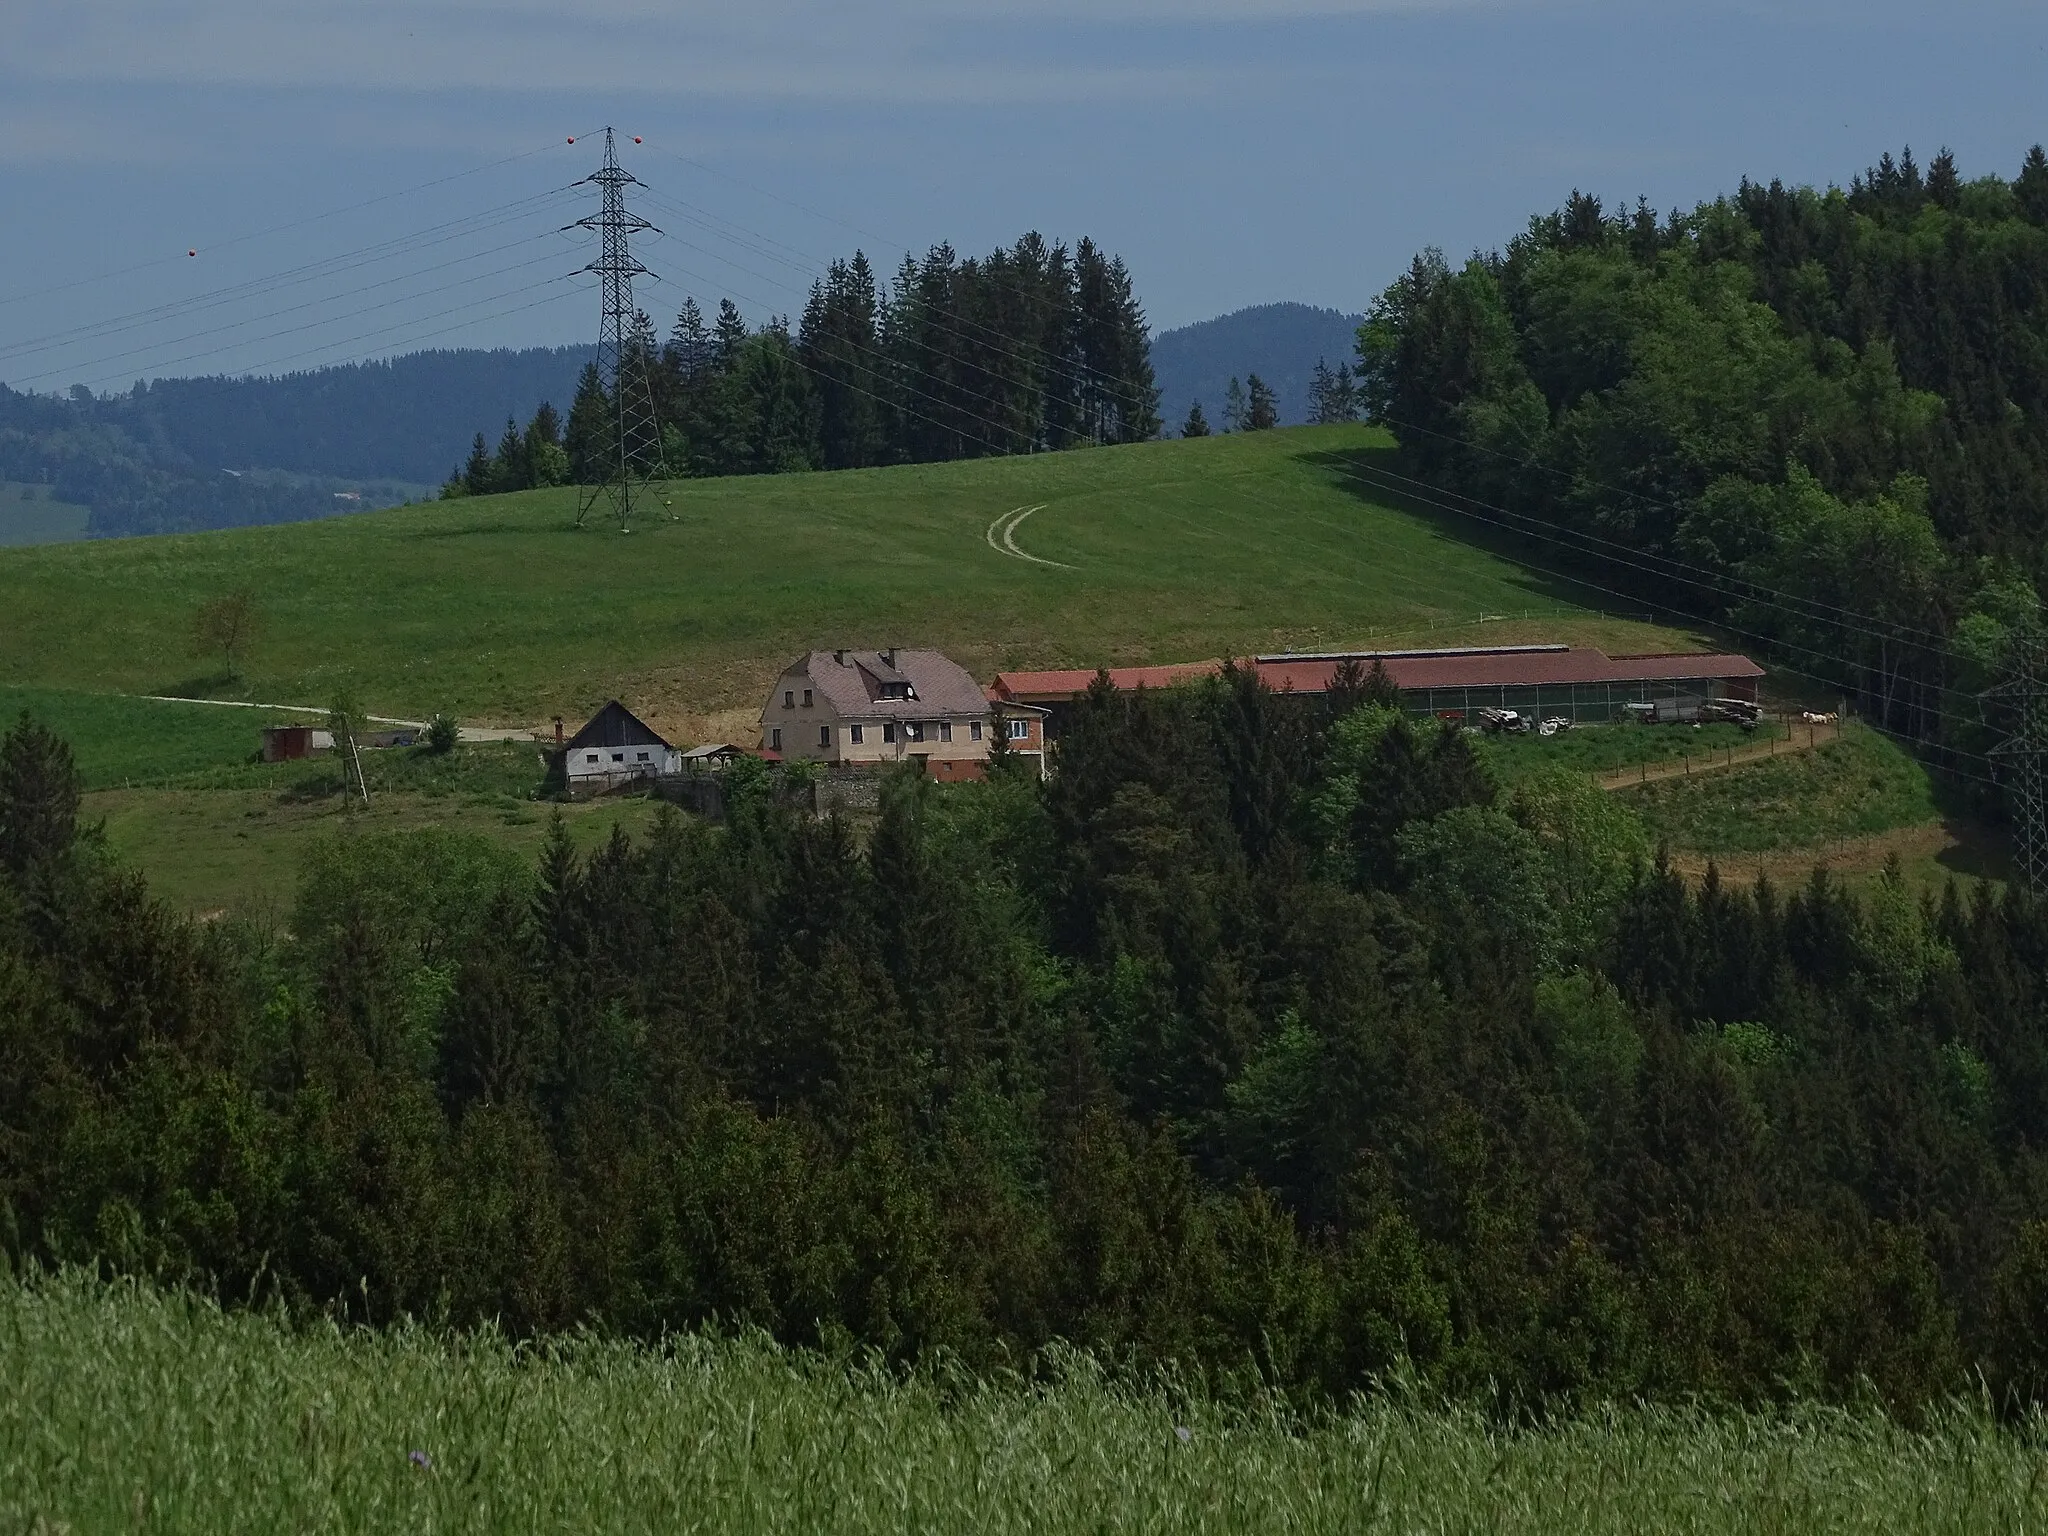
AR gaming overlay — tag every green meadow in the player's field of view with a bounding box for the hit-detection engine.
[3,1273,2042,1536]
[0,427,1686,728]
[0,481,90,547]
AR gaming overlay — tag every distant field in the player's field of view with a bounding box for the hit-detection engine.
[1616,725,1941,854]
[0,686,307,790]
[5,1274,2041,1536]
[1480,720,1784,784]
[0,482,89,546]
[92,785,661,915]
[0,427,1700,734]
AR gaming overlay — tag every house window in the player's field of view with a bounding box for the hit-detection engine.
[940,721,953,742]
[818,725,832,748]
[883,723,895,744]
[784,690,794,709]
[803,689,813,709]
[970,720,983,742]
[771,728,783,751]
[906,722,923,742]
[636,751,649,762]
[612,752,624,762]
[1008,719,1029,741]
[585,752,599,764]
[851,725,864,745]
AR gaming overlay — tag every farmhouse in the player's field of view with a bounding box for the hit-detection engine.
[761,649,1046,780]
[562,700,681,792]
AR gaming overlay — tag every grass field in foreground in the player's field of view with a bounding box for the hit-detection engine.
[0,427,1697,734]
[3,1274,2042,1536]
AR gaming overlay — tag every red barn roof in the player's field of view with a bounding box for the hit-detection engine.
[988,661,1224,701]
[1254,647,1763,694]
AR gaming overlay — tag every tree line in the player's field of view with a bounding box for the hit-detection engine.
[1355,144,2048,775]
[444,234,1160,496]
[4,674,2046,1416]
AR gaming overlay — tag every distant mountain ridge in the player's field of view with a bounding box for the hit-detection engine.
[112,346,590,485]
[1149,303,1364,432]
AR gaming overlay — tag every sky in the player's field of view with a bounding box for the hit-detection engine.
[3,0,2046,391]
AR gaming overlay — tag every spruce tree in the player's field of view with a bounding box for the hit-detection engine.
[461,432,494,495]
[1246,373,1279,431]
[2019,145,2048,226]
[713,300,750,368]
[1223,376,1246,432]
[564,362,610,485]
[1307,360,1336,424]
[490,416,526,492]
[1182,399,1210,438]
[523,402,569,488]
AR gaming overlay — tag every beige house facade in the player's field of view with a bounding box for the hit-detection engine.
[760,649,1046,780]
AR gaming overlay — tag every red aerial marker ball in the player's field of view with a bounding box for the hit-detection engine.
[566,136,575,144]
[633,136,641,144]
[187,249,197,257]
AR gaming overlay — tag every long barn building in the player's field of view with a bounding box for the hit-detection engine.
[989,645,1764,735]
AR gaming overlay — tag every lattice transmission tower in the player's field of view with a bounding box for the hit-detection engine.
[571,128,670,531]
[1989,628,2048,893]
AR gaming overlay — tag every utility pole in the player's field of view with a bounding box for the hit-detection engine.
[572,128,668,531]
[1989,629,2048,893]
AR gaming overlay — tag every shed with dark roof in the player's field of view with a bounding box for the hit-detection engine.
[563,701,680,791]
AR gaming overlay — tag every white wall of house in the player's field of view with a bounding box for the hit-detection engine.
[566,744,681,783]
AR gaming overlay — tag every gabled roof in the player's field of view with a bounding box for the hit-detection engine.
[783,650,990,722]
[565,700,672,752]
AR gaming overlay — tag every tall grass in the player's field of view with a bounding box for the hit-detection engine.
[3,1272,2042,1533]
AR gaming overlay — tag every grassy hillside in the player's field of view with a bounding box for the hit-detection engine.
[0,482,88,546]
[0,426,1686,734]
[5,1275,2040,1536]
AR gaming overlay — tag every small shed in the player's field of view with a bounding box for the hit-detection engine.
[563,701,680,793]
[682,743,746,770]
[260,725,333,762]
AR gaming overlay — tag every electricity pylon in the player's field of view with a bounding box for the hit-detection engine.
[572,128,668,531]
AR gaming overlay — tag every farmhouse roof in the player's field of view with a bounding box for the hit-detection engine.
[794,650,991,722]
[1252,647,1764,694]
[565,700,672,752]
[988,661,1224,701]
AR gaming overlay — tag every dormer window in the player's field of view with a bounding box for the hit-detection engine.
[879,681,910,700]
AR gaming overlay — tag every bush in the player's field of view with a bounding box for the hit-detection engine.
[425,714,459,754]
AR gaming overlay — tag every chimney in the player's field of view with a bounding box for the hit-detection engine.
[834,649,845,665]
[553,716,564,746]
[881,647,896,668]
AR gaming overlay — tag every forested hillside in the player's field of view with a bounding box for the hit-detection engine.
[5,673,2046,1417]
[1151,303,1364,432]
[1358,145,2048,767]
[450,234,1159,495]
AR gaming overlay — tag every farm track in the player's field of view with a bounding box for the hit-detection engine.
[984,504,1072,568]
[1595,721,1840,791]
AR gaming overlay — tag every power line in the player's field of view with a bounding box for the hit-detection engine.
[0,132,597,311]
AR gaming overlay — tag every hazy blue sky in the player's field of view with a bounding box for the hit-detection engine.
[3,1,2045,389]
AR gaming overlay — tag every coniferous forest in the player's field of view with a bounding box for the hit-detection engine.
[446,234,1160,495]
[1358,146,2048,772]
[6,665,2048,1420]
